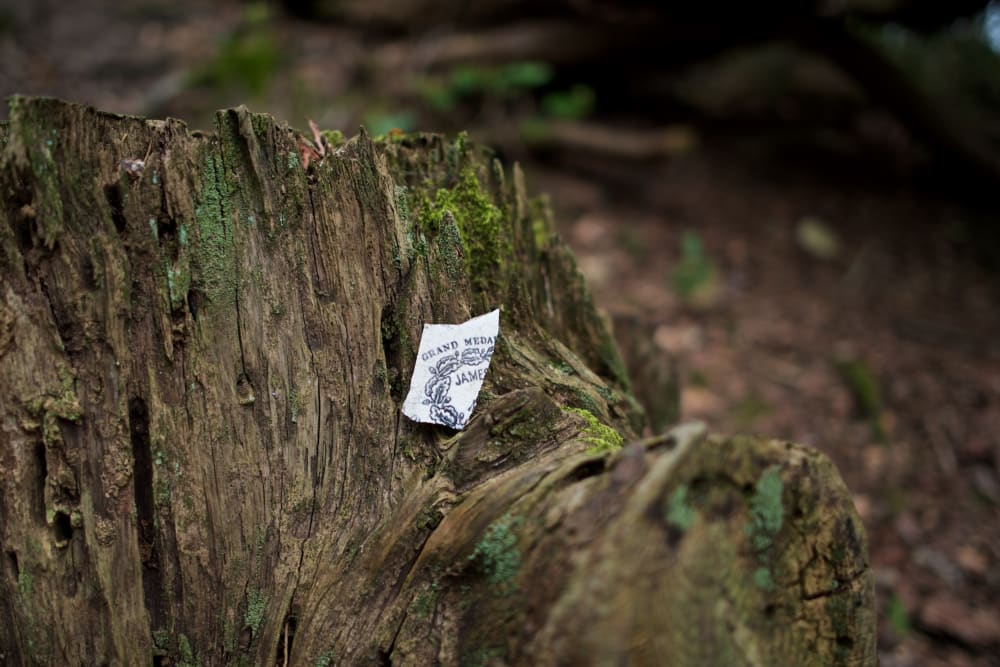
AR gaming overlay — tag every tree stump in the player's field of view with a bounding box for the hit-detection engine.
[0,98,875,665]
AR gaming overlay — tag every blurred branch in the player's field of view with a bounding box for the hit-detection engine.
[374,21,610,73]
[521,120,698,160]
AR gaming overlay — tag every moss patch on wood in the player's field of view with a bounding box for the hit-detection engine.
[745,465,785,591]
[417,166,508,291]
[565,407,623,454]
[664,485,697,532]
[468,513,523,593]
[194,150,237,306]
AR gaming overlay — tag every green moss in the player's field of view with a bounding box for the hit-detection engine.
[223,619,237,654]
[492,408,549,446]
[249,266,265,288]
[249,111,270,141]
[747,465,784,546]
[565,407,623,454]
[315,651,335,667]
[568,387,601,416]
[468,514,523,592]
[152,629,198,667]
[177,633,196,666]
[401,441,416,461]
[528,196,553,250]
[462,645,507,667]
[597,333,632,392]
[152,627,171,650]
[390,302,414,360]
[394,184,410,223]
[155,478,171,506]
[321,129,344,147]
[8,99,65,248]
[244,589,267,637]
[418,167,507,291]
[752,566,775,592]
[49,363,82,420]
[411,581,440,619]
[434,212,468,283]
[664,486,696,532]
[405,221,429,265]
[825,591,859,660]
[549,360,573,375]
[253,526,266,569]
[745,465,784,590]
[416,506,442,532]
[17,571,33,597]
[166,259,192,312]
[25,363,83,448]
[195,151,237,305]
[446,131,469,172]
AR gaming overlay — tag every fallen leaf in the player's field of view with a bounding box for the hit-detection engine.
[796,216,840,260]
[920,592,1000,646]
[956,545,989,576]
[297,138,321,171]
[308,119,326,156]
[654,324,703,354]
[852,493,871,521]
[682,386,723,416]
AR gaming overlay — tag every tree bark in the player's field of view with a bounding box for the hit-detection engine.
[0,97,874,666]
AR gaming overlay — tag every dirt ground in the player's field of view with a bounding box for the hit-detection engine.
[2,1,999,664]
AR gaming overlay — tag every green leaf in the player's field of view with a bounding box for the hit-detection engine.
[364,110,416,136]
[541,85,595,120]
[448,66,490,96]
[885,594,911,638]
[671,230,718,304]
[796,216,840,260]
[497,61,553,90]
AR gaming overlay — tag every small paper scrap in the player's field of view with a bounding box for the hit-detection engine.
[402,309,500,429]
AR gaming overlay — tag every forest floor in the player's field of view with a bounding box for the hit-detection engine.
[2,1,999,664]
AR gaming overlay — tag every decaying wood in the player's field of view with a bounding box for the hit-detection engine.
[0,98,874,665]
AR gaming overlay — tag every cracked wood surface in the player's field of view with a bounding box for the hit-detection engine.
[0,98,874,665]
